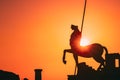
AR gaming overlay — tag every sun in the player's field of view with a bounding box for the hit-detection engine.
[80,38,90,46]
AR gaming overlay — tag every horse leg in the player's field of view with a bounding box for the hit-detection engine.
[63,49,78,75]
[73,54,78,66]
[63,49,73,64]
[93,56,105,71]
[73,54,78,75]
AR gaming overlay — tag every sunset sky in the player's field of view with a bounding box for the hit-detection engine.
[0,0,120,80]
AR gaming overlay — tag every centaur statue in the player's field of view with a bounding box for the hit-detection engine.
[62,25,108,70]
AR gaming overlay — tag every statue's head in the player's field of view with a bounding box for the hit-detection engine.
[71,24,78,30]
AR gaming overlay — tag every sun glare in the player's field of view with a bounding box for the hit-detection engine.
[80,38,90,46]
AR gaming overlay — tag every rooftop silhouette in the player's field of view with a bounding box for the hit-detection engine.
[0,69,43,80]
[67,53,120,80]
[0,70,20,80]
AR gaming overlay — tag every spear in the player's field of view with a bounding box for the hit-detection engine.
[74,0,87,75]
[81,0,87,34]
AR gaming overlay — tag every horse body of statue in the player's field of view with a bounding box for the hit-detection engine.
[63,25,108,70]
[63,43,108,70]
[73,43,107,58]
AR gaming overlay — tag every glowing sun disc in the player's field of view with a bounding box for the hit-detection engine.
[80,38,90,46]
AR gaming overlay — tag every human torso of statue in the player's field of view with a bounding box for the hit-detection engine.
[70,30,81,52]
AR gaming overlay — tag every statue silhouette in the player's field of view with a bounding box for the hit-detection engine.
[63,24,108,70]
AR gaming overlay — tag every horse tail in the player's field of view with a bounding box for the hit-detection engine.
[103,46,108,55]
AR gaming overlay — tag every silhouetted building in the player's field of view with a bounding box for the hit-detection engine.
[67,75,77,80]
[105,53,120,70]
[68,53,120,80]
[34,69,42,80]
[0,70,20,80]
[77,62,97,80]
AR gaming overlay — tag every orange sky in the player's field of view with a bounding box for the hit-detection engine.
[0,0,120,80]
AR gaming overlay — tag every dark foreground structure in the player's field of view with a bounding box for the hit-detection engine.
[68,53,120,80]
[0,69,43,80]
[34,69,42,80]
[0,70,20,80]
